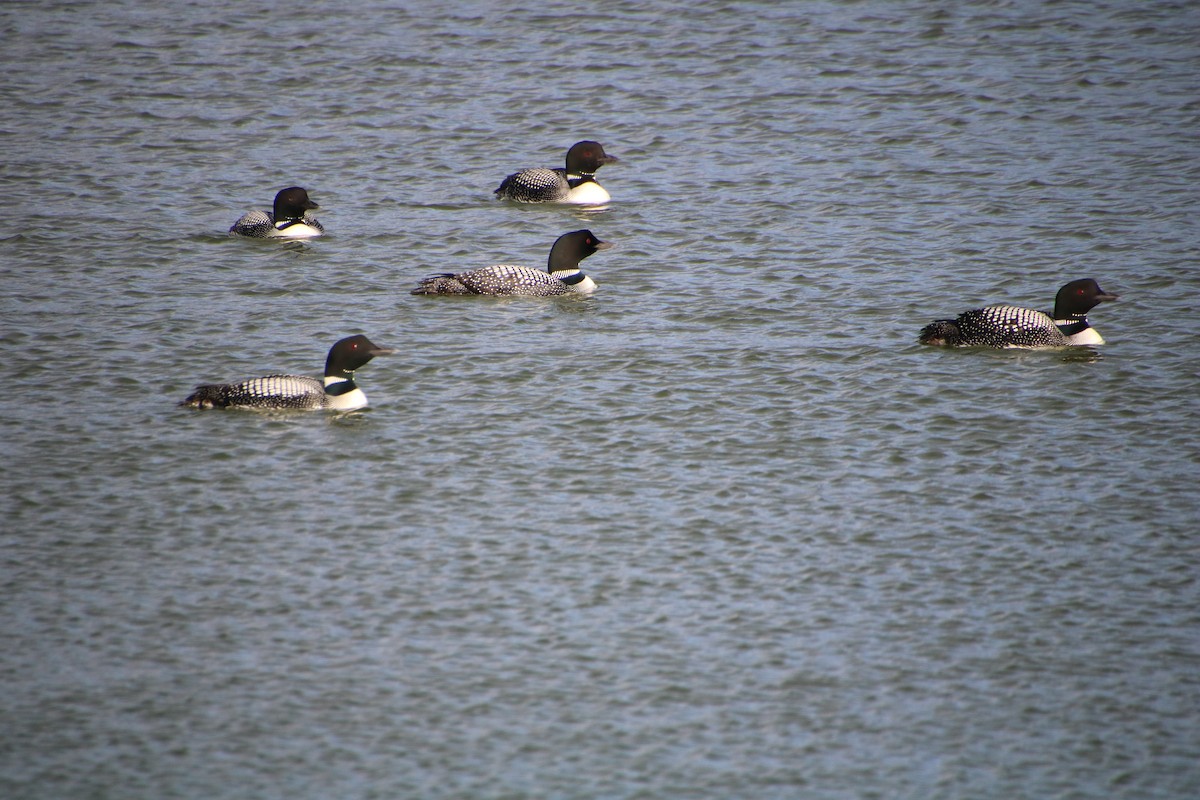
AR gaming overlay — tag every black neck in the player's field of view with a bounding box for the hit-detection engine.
[557,271,586,285]
[324,378,358,396]
[1055,318,1090,336]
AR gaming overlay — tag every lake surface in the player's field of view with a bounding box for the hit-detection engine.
[2,1,1199,797]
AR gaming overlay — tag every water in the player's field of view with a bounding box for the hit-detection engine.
[3,0,1199,797]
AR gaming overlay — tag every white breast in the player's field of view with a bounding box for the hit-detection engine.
[322,377,368,410]
[565,182,611,206]
[326,388,368,410]
[569,275,598,294]
[1062,326,1106,345]
[270,222,324,239]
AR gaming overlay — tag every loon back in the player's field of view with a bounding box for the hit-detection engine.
[412,265,575,296]
[919,305,1068,348]
[183,374,332,409]
[229,210,276,238]
[495,168,570,203]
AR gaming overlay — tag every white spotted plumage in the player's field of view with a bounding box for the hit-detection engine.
[415,264,588,297]
[952,305,1069,348]
[197,375,330,409]
[496,168,572,203]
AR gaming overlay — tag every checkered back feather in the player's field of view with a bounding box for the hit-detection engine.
[494,168,570,202]
[413,265,571,296]
[924,304,1069,348]
[183,374,327,409]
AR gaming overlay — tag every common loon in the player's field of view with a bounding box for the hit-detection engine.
[918,279,1118,348]
[230,187,325,238]
[412,229,611,297]
[494,141,619,205]
[182,335,391,410]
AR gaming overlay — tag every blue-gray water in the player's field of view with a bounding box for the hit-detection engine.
[3,1,1199,798]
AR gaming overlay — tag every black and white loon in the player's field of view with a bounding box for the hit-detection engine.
[182,335,391,410]
[494,141,619,205]
[230,187,325,238]
[918,278,1119,348]
[411,229,611,297]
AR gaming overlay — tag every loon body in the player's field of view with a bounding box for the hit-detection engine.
[919,279,1118,348]
[230,187,324,238]
[495,141,618,204]
[182,335,390,410]
[412,230,611,297]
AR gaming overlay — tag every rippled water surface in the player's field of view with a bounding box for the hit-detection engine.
[3,1,1199,798]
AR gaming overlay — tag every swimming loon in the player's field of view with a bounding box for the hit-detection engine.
[182,335,391,410]
[918,279,1118,348]
[412,229,611,297]
[230,187,325,238]
[494,141,619,204]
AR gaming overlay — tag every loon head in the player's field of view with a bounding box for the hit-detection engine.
[564,141,618,177]
[1053,279,1119,320]
[273,187,319,222]
[546,229,613,276]
[323,335,393,381]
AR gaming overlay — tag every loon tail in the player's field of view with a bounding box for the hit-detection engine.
[181,384,230,409]
[918,319,962,347]
[411,274,476,295]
